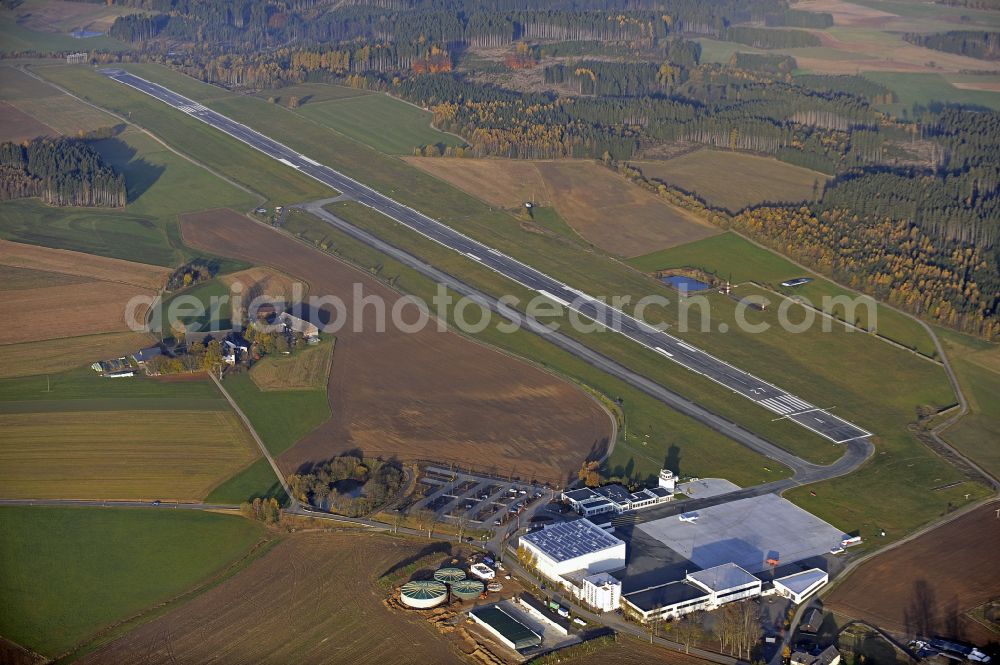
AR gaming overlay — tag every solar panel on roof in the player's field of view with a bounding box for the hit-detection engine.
[521,519,623,562]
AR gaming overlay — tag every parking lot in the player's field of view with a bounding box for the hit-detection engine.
[412,467,551,527]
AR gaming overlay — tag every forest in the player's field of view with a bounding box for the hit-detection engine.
[903,30,1000,60]
[0,138,126,207]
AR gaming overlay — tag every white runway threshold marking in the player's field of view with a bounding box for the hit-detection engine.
[654,347,674,358]
[465,252,482,262]
[277,157,298,169]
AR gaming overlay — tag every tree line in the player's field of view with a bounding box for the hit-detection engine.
[903,30,1000,61]
[0,137,126,207]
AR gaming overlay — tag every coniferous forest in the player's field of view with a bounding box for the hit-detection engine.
[43,0,1000,337]
[0,138,127,208]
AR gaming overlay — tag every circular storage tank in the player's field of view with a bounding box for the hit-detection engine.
[400,580,448,609]
[451,579,485,601]
[433,567,467,584]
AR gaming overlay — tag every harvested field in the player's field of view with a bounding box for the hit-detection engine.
[250,338,335,391]
[0,239,169,290]
[14,0,134,34]
[827,500,1000,644]
[0,101,54,142]
[0,331,154,379]
[0,281,156,345]
[405,157,720,257]
[77,532,469,665]
[0,240,168,346]
[553,635,716,665]
[794,0,899,28]
[0,410,258,500]
[180,209,613,485]
[634,151,826,212]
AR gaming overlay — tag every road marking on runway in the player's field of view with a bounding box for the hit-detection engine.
[760,398,792,414]
[654,347,674,358]
[537,290,570,307]
[676,341,699,353]
[277,157,298,169]
[465,252,482,262]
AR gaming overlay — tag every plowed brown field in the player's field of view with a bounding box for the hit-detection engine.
[180,209,612,485]
[827,500,1000,644]
[77,532,469,665]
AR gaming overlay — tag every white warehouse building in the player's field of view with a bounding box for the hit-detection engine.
[622,562,762,623]
[519,519,626,580]
[773,568,829,604]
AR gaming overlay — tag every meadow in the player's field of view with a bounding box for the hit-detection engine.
[0,125,257,266]
[865,71,1000,114]
[204,457,287,504]
[405,156,721,257]
[633,151,826,212]
[250,337,335,391]
[295,91,466,155]
[0,368,260,500]
[0,331,154,379]
[0,506,267,658]
[628,232,938,358]
[221,372,331,456]
[0,12,125,54]
[34,64,331,205]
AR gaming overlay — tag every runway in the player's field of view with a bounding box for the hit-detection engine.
[102,68,871,446]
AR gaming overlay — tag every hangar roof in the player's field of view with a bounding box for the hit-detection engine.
[521,519,623,563]
[687,563,759,592]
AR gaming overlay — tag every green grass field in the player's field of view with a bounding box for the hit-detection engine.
[0,126,256,266]
[0,12,127,54]
[159,277,235,332]
[293,92,466,155]
[0,368,260,500]
[865,72,1000,115]
[628,232,938,357]
[255,81,374,104]
[0,506,266,657]
[33,64,331,205]
[222,372,330,456]
[205,457,286,504]
[634,151,825,212]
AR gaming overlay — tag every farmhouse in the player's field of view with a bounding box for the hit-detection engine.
[131,346,163,365]
[278,312,319,341]
[773,568,829,604]
[519,518,626,580]
[791,646,841,665]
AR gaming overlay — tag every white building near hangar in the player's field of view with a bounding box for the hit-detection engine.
[580,572,622,612]
[687,562,762,606]
[519,519,626,580]
[561,481,673,517]
[621,562,763,623]
[773,568,829,604]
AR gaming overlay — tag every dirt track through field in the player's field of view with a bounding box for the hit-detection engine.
[827,500,1000,644]
[180,209,612,485]
[77,532,469,665]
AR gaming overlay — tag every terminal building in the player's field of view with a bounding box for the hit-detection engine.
[622,563,762,623]
[561,470,675,517]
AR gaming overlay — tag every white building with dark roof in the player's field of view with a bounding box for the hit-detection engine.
[686,562,762,606]
[622,562,763,623]
[774,568,828,604]
[519,519,625,580]
[561,478,673,517]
